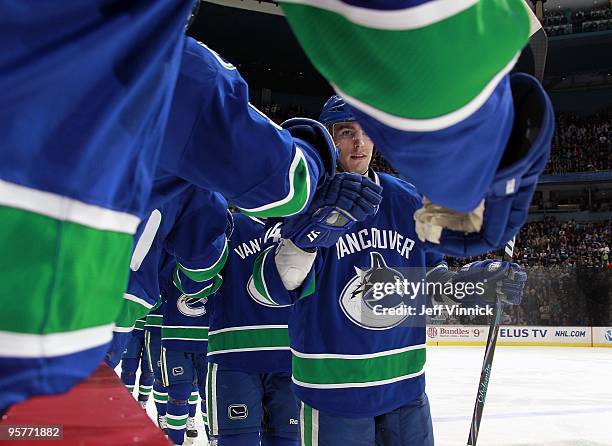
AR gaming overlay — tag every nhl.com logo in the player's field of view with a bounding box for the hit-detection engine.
[605,329,612,342]
[428,327,438,338]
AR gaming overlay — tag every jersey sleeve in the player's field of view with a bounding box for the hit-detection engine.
[165,188,230,296]
[280,1,531,213]
[160,38,327,218]
[114,211,165,332]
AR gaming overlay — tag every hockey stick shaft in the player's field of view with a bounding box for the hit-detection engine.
[466,237,516,446]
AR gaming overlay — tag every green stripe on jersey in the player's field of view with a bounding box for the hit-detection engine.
[302,404,314,446]
[145,314,163,327]
[208,327,289,354]
[162,326,209,341]
[280,0,529,120]
[292,346,426,386]
[251,247,277,305]
[240,150,310,217]
[299,274,315,300]
[134,318,146,331]
[0,206,131,338]
[114,298,151,331]
[177,241,228,282]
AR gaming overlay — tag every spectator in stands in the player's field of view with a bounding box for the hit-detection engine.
[438,217,611,327]
[545,111,611,175]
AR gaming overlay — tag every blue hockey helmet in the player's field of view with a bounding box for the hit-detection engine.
[319,95,355,128]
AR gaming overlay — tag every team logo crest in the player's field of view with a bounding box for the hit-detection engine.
[177,294,208,317]
[228,404,248,420]
[339,252,412,330]
[247,275,279,308]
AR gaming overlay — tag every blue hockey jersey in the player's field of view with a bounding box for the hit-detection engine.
[145,298,166,339]
[117,35,337,328]
[118,183,229,328]
[207,213,291,373]
[0,1,192,222]
[161,280,210,353]
[156,37,328,218]
[253,172,445,418]
[141,247,210,353]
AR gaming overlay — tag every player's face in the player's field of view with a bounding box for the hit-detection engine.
[332,121,374,174]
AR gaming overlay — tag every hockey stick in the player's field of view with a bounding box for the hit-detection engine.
[467,5,549,442]
[466,237,516,446]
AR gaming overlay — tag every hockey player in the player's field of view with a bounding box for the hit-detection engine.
[250,97,528,445]
[206,168,382,446]
[161,275,210,446]
[205,214,298,446]
[0,0,545,412]
[119,317,154,409]
[280,1,554,257]
[110,35,340,345]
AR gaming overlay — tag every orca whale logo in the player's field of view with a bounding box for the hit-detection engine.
[339,252,412,330]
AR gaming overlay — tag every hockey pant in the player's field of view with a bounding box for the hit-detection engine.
[206,363,299,446]
[300,393,433,446]
[161,348,208,445]
[120,333,153,402]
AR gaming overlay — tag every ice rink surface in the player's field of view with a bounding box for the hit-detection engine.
[134,346,612,446]
[427,346,612,446]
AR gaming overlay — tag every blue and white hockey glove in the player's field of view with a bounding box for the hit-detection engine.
[450,260,527,306]
[416,73,554,257]
[280,172,382,250]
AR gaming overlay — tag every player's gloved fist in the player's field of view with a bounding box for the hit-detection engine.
[419,73,554,257]
[495,262,527,305]
[451,260,526,306]
[104,331,130,369]
[281,172,382,250]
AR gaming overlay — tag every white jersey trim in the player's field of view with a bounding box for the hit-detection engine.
[333,53,519,132]
[0,179,140,234]
[162,325,210,329]
[0,324,113,358]
[123,293,155,309]
[291,343,426,360]
[208,347,291,355]
[208,325,288,336]
[281,0,479,31]
[238,148,310,216]
[292,368,425,389]
[179,240,228,273]
[130,209,162,271]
